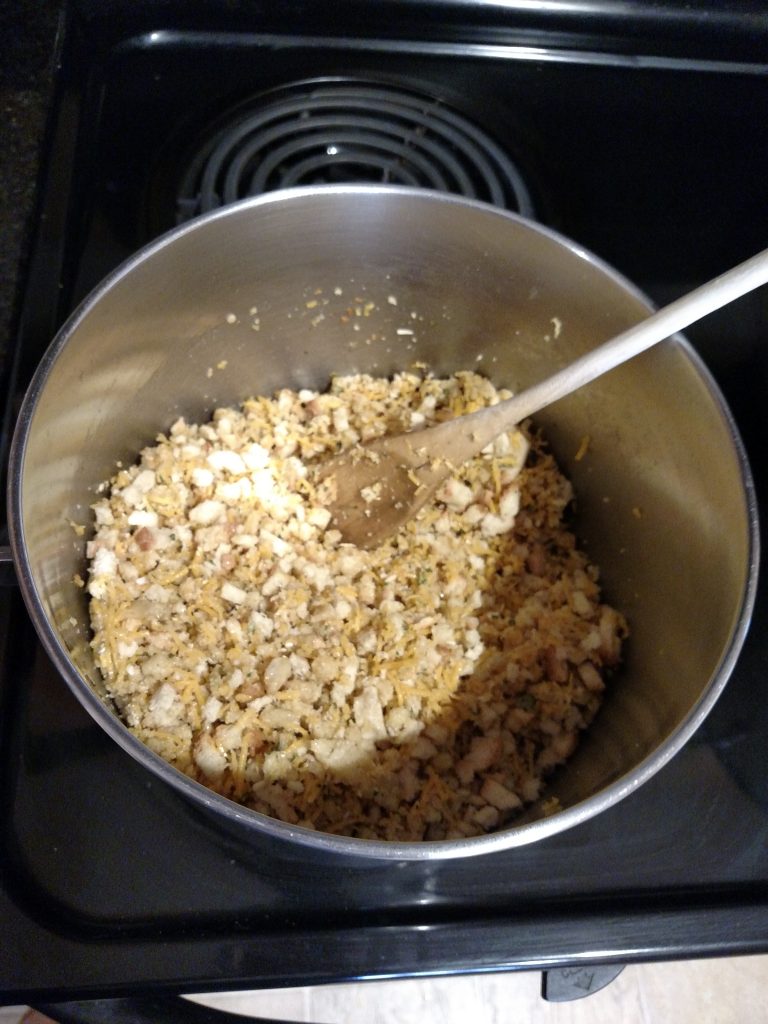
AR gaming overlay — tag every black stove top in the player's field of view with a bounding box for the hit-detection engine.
[2,0,768,1008]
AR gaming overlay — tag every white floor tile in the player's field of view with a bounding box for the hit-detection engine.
[0,1009,28,1024]
[7,956,768,1024]
[187,954,768,1024]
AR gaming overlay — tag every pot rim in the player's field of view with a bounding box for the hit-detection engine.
[7,184,761,860]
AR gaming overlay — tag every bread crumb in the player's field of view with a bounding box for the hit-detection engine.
[87,370,626,842]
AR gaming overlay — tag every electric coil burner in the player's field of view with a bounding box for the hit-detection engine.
[2,1,768,1019]
[175,81,535,220]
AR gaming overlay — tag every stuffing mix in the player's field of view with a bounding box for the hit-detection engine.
[86,370,627,841]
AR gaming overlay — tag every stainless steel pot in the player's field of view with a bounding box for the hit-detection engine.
[7,186,759,860]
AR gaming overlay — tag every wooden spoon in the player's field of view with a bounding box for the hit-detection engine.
[320,246,768,549]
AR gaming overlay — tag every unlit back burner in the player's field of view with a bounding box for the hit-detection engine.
[176,81,534,220]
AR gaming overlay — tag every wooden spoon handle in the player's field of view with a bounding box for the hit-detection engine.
[450,245,768,459]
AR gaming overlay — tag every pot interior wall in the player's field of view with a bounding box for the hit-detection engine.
[15,189,752,830]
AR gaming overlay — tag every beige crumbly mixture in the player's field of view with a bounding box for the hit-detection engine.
[87,371,627,841]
